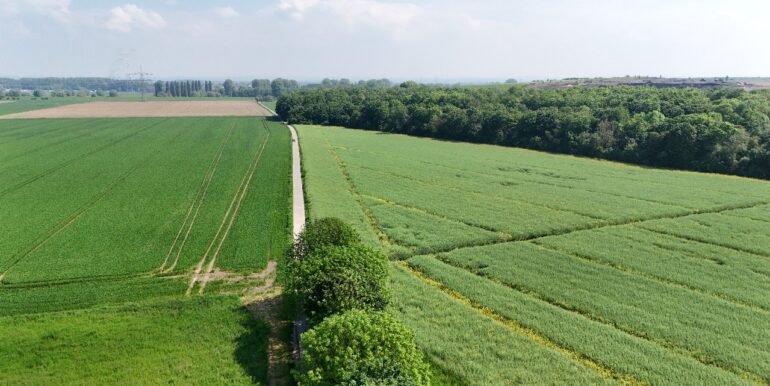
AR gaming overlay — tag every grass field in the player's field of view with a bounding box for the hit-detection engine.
[0,296,269,385]
[297,124,770,385]
[0,116,292,384]
[260,100,277,112]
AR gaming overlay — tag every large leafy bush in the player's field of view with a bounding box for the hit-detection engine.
[297,310,430,386]
[294,217,361,259]
[290,243,390,322]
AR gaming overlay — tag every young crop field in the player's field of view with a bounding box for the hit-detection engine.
[0,97,92,116]
[297,124,770,385]
[0,116,292,384]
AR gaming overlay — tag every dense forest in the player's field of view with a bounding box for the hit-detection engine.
[277,84,770,180]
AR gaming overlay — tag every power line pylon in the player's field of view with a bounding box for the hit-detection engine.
[128,66,152,101]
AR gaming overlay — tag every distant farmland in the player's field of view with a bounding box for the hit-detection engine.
[0,115,291,384]
[297,125,770,385]
[0,100,272,119]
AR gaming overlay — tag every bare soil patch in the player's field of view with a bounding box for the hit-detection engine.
[0,101,271,119]
[245,293,293,386]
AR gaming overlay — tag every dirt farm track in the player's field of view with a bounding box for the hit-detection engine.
[0,100,272,119]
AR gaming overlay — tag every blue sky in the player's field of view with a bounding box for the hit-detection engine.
[1,0,769,80]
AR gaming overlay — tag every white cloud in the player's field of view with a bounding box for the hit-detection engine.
[104,4,165,32]
[0,0,71,21]
[214,6,238,18]
[278,0,321,20]
[277,0,421,32]
[328,0,418,28]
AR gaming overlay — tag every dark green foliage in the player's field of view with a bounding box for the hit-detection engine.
[290,244,390,322]
[297,310,430,386]
[294,217,361,259]
[278,85,770,179]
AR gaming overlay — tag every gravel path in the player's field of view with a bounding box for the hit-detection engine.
[258,101,306,239]
[288,124,306,240]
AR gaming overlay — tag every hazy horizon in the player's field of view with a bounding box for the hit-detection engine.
[2,0,769,80]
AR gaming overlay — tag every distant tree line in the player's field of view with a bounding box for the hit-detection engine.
[277,84,770,180]
[305,78,392,90]
[151,77,388,98]
[151,78,302,98]
[0,77,134,92]
[0,88,119,99]
[154,80,206,97]
[0,77,395,100]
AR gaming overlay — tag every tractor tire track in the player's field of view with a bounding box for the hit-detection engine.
[159,123,235,272]
[187,126,270,295]
[197,123,272,294]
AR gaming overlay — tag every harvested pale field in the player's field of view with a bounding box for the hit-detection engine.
[0,100,271,119]
[0,100,14,104]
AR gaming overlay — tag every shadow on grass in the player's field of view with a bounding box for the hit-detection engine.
[234,306,271,385]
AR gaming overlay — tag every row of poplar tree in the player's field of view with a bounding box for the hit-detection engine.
[153,80,214,97]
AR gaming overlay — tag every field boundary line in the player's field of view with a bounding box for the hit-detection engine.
[472,152,770,202]
[637,225,770,260]
[364,193,514,238]
[0,118,168,199]
[322,135,394,249]
[721,209,770,225]
[0,271,154,289]
[363,194,515,256]
[160,123,235,272]
[422,199,770,259]
[353,163,609,222]
[427,254,768,384]
[531,241,770,314]
[348,146,741,209]
[187,125,270,295]
[399,262,645,386]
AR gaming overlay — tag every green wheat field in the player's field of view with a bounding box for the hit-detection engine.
[298,124,770,385]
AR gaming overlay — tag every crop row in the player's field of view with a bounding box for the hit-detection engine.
[407,255,751,385]
[534,225,770,310]
[433,241,770,382]
[389,264,613,385]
